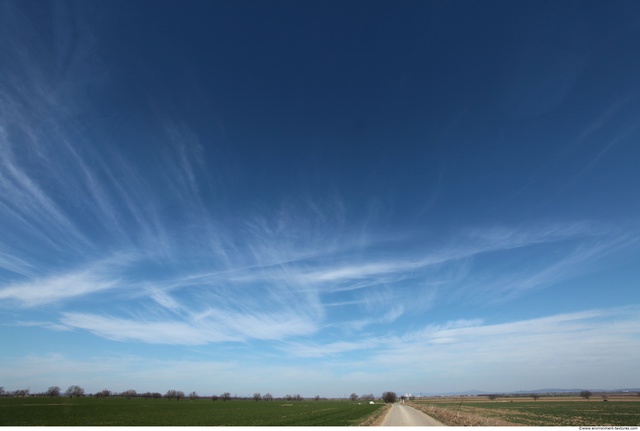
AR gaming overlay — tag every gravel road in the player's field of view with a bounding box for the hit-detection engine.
[381,403,445,426]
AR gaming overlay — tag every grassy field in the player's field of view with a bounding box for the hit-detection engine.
[0,397,384,426]
[412,396,640,426]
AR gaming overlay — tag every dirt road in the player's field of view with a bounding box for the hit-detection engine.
[381,403,445,426]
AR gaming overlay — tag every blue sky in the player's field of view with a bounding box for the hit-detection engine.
[1,0,639,397]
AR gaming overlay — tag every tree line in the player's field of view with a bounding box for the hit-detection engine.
[0,386,403,403]
[0,386,84,398]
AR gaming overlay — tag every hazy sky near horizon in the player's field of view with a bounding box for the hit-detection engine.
[1,0,639,397]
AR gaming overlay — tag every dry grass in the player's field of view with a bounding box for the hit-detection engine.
[408,401,519,426]
[359,403,392,426]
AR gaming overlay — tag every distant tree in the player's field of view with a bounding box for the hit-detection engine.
[46,386,61,397]
[0,387,4,396]
[14,388,30,397]
[189,391,198,400]
[488,394,497,401]
[152,392,162,399]
[350,393,359,402]
[263,393,273,402]
[285,394,300,401]
[95,389,111,398]
[580,390,592,401]
[221,392,231,402]
[123,389,137,399]
[165,389,177,400]
[314,395,320,402]
[531,393,540,401]
[382,391,397,404]
[176,391,185,401]
[66,385,84,398]
[253,392,262,402]
[211,395,219,401]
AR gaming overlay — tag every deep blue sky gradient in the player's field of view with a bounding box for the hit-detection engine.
[1,0,639,396]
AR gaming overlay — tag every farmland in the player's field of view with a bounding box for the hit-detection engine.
[411,395,640,426]
[0,397,384,426]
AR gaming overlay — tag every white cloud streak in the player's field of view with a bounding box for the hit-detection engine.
[59,312,240,345]
[0,249,38,278]
[0,253,138,306]
[59,307,318,345]
[0,269,119,307]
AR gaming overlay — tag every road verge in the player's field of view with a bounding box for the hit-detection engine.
[359,403,392,426]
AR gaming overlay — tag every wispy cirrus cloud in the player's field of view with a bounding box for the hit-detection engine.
[1,204,635,345]
[450,226,640,303]
[59,307,319,345]
[0,9,637,354]
[2,17,634,343]
[2,1,639,399]
[0,128,92,253]
[0,252,139,306]
[0,249,38,279]
[0,268,120,307]
[59,312,240,345]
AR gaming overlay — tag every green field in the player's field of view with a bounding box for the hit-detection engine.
[413,398,640,426]
[0,397,383,426]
